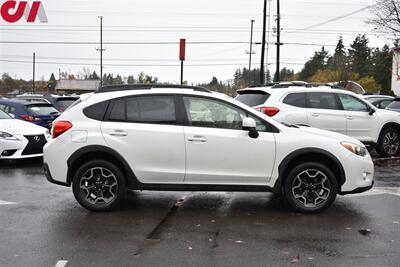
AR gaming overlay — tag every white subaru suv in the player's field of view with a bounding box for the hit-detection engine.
[43,84,374,213]
[236,82,400,157]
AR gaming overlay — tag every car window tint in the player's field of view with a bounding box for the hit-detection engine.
[26,105,59,116]
[0,109,11,119]
[235,91,270,106]
[126,95,176,124]
[380,100,392,109]
[387,100,400,109]
[83,101,109,121]
[283,93,306,108]
[108,98,126,121]
[338,94,369,112]
[308,92,339,110]
[183,97,246,130]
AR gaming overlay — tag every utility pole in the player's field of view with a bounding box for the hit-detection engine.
[247,20,255,85]
[96,16,105,87]
[275,0,282,82]
[260,0,267,85]
[32,52,35,94]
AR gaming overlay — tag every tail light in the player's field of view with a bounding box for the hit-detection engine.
[21,114,40,122]
[52,121,73,138]
[259,106,280,117]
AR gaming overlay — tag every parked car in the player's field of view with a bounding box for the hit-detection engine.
[44,84,374,213]
[362,94,394,109]
[0,99,60,130]
[16,94,79,112]
[235,82,400,157]
[386,97,400,112]
[0,109,48,159]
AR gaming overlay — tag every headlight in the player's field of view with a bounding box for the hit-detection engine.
[0,131,19,141]
[341,142,368,157]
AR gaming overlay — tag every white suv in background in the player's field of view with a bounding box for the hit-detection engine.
[236,82,400,157]
[44,84,374,213]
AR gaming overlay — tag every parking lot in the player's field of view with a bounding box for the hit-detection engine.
[0,156,399,267]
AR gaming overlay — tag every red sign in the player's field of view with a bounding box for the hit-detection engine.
[1,1,48,23]
[179,39,186,61]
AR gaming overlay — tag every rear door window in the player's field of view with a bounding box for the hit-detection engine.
[307,92,340,110]
[235,91,270,106]
[126,95,176,124]
[56,98,79,111]
[282,93,306,108]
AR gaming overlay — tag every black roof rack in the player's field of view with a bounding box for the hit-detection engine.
[96,84,211,93]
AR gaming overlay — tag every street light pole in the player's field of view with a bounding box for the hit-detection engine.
[260,0,267,85]
[275,0,282,82]
[96,16,105,87]
[32,52,35,94]
[248,20,255,85]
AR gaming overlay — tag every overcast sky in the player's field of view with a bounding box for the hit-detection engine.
[0,0,390,84]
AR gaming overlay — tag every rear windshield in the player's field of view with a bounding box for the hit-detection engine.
[235,91,270,107]
[0,110,11,119]
[56,98,79,111]
[26,104,59,116]
[387,100,400,109]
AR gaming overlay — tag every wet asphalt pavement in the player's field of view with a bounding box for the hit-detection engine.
[0,157,399,267]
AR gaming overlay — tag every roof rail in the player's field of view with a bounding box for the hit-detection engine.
[271,81,313,89]
[96,84,211,94]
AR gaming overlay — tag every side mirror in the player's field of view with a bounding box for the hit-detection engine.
[242,117,259,139]
[369,108,376,116]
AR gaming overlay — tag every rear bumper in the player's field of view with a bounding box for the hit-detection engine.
[43,163,70,187]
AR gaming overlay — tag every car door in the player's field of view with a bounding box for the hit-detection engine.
[337,93,378,142]
[101,95,186,184]
[306,92,347,135]
[181,95,276,185]
[281,92,308,125]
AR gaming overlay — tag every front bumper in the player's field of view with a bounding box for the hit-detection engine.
[0,134,46,160]
[340,181,374,195]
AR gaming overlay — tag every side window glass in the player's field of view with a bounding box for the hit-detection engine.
[126,95,176,124]
[109,99,126,121]
[308,92,339,110]
[338,94,369,112]
[0,104,5,112]
[283,93,306,108]
[183,97,246,130]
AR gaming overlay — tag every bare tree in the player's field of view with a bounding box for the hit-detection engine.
[369,0,400,37]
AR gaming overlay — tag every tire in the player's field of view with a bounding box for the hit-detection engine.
[283,162,338,213]
[72,160,126,211]
[377,127,400,157]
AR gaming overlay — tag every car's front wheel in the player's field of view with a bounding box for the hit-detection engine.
[283,162,338,213]
[72,160,126,211]
[377,127,400,157]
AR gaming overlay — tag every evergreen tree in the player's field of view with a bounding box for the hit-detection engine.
[47,73,57,93]
[299,47,329,81]
[348,35,370,77]
[370,45,392,94]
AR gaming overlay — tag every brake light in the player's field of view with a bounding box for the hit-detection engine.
[21,114,40,121]
[52,121,73,138]
[260,107,280,117]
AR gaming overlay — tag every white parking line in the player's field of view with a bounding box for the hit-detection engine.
[0,200,16,205]
[55,260,68,267]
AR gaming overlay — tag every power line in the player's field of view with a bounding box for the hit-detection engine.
[0,41,248,45]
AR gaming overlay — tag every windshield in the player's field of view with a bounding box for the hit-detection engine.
[0,109,11,119]
[235,91,270,107]
[56,98,79,112]
[26,104,60,116]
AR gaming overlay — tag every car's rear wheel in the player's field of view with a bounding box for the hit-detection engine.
[283,162,338,213]
[377,127,400,157]
[72,160,126,211]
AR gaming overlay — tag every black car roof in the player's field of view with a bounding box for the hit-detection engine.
[0,98,52,106]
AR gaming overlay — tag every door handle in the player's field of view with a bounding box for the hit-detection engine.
[109,130,128,137]
[311,113,319,117]
[347,116,353,120]
[188,136,207,142]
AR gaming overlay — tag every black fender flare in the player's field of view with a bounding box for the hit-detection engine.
[273,147,346,193]
[66,145,139,188]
